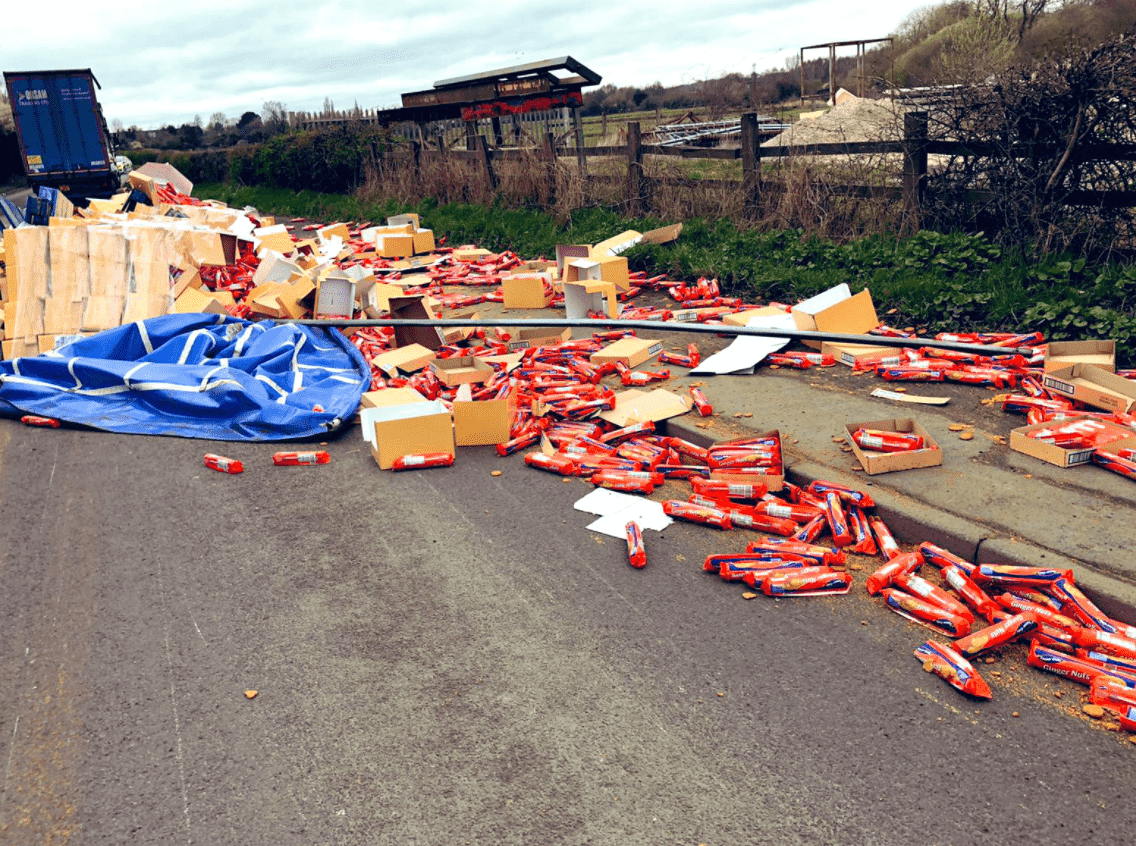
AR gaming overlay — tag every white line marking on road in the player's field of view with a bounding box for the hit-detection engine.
[1,715,20,830]
[190,613,207,647]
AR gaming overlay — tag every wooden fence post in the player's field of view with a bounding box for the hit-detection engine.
[544,131,558,206]
[491,116,504,147]
[626,121,643,216]
[464,121,477,151]
[411,139,421,179]
[572,107,588,178]
[740,112,762,216]
[902,110,928,233]
[478,135,497,193]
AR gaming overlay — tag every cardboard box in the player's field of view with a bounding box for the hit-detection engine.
[821,341,897,368]
[174,286,228,316]
[563,279,618,319]
[363,396,455,470]
[376,234,414,258]
[709,429,784,492]
[722,306,788,327]
[388,296,445,350]
[440,309,480,345]
[412,229,435,255]
[845,418,943,475]
[1009,417,1136,468]
[254,224,295,255]
[372,343,436,377]
[387,213,421,229]
[452,382,514,446]
[453,247,493,262]
[318,222,350,242]
[128,171,157,204]
[793,286,879,350]
[564,256,628,290]
[1044,341,1117,374]
[430,355,494,386]
[494,326,572,352]
[313,276,356,319]
[591,337,663,369]
[1043,364,1136,414]
[502,273,553,309]
[360,386,426,410]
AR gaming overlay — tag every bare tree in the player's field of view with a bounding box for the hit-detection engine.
[261,100,289,135]
[208,112,227,131]
[975,0,1050,41]
[322,96,335,116]
[925,31,1136,253]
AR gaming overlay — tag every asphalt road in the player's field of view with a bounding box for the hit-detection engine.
[2,414,1135,846]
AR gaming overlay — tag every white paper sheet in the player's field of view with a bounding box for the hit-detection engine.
[573,489,672,538]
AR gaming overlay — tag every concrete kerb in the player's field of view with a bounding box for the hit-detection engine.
[665,418,1136,623]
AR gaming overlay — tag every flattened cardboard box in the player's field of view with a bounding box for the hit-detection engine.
[1043,363,1136,414]
[709,429,784,492]
[1009,417,1136,468]
[590,337,663,368]
[844,418,943,475]
[1044,340,1115,373]
[597,388,692,427]
[453,383,515,446]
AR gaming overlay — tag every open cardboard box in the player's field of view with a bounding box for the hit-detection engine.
[845,417,943,475]
[1009,417,1136,468]
[708,429,784,492]
[360,389,455,469]
[372,343,436,377]
[563,279,618,319]
[590,337,663,368]
[1042,363,1136,414]
[430,355,494,386]
[389,295,445,350]
[1044,340,1116,373]
[314,275,356,319]
[793,286,879,350]
[453,383,515,446]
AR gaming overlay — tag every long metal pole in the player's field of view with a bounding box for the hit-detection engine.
[289,317,1038,358]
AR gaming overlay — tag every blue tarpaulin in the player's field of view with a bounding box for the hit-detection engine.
[0,313,370,440]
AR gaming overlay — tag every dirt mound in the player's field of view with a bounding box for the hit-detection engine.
[763,98,909,148]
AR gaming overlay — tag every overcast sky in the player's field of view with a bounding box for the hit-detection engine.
[2,0,925,129]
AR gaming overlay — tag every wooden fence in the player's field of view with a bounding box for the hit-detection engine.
[373,111,1136,226]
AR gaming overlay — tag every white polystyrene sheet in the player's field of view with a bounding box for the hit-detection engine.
[689,312,797,375]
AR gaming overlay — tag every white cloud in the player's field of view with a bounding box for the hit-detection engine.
[1,0,924,127]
